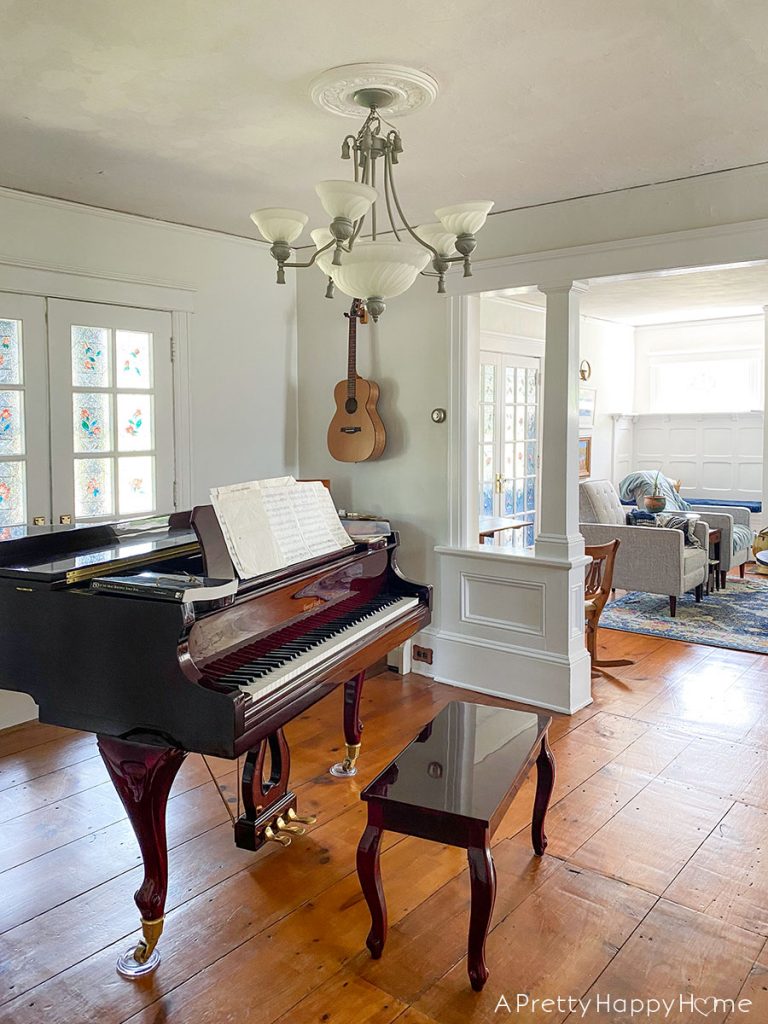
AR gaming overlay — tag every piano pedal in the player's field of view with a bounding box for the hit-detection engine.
[287,806,317,826]
[264,824,291,847]
[275,815,306,837]
[330,742,361,778]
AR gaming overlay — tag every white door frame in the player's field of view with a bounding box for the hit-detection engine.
[0,261,195,510]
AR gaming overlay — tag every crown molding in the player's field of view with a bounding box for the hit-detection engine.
[0,185,267,248]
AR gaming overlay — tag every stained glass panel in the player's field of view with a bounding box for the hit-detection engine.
[0,461,25,526]
[482,405,494,443]
[0,320,21,385]
[481,364,495,403]
[118,456,155,515]
[526,406,536,439]
[482,444,494,482]
[117,394,153,452]
[526,441,536,476]
[525,476,536,511]
[504,408,514,442]
[0,391,24,455]
[116,331,151,389]
[73,393,111,453]
[505,367,515,403]
[515,407,525,440]
[526,368,537,402]
[75,458,114,518]
[72,326,110,387]
[516,369,526,403]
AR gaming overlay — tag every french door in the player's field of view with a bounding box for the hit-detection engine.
[0,292,174,528]
[479,351,540,546]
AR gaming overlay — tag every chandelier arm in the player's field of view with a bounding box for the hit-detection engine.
[349,210,366,249]
[371,157,377,241]
[385,151,439,258]
[383,154,402,241]
[281,238,335,270]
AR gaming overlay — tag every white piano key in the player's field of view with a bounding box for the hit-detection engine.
[238,596,419,700]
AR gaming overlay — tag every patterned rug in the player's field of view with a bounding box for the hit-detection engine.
[599,578,768,654]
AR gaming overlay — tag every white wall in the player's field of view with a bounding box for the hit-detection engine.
[0,189,298,502]
[580,317,635,480]
[0,188,298,728]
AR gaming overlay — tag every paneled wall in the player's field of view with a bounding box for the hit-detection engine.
[620,412,763,501]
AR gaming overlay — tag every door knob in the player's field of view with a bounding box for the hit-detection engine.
[59,514,73,525]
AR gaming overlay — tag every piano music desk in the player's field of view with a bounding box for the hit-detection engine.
[356,701,554,992]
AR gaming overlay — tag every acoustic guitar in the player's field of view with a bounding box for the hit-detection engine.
[327,299,386,463]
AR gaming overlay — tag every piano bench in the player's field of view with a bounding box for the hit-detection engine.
[356,700,554,992]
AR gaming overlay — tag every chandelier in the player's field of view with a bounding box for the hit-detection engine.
[249,64,494,321]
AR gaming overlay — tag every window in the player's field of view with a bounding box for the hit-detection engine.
[478,351,540,547]
[649,350,762,414]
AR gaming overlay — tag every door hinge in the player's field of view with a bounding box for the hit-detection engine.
[170,338,175,363]
[172,480,178,507]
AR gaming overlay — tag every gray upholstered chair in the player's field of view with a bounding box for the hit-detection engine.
[579,479,708,616]
[618,472,752,587]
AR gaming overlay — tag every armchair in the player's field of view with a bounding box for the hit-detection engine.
[579,479,707,616]
[617,473,753,587]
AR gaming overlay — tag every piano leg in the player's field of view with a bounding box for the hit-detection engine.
[330,670,365,778]
[97,735,187,979]
[235,728,314,851]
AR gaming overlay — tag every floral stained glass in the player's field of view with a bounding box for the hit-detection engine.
[75,458,113,519]
[0,391,24,455]
[73,393,111,453]
[118,456,155,515]
[116,331,151,389]
[72,326,110,388]
[0,461,25,526]
[117,394,153,452]
[0,320,21,385]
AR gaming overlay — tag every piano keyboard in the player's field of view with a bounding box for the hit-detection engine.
[209,595,419,699]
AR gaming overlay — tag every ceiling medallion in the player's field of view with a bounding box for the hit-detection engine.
[249,64,493,321]
[310,63,439,119]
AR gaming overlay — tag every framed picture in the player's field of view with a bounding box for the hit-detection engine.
[579,387,596,429]
[578,436,592,478]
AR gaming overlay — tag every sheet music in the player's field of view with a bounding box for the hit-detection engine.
[210,477,353,579]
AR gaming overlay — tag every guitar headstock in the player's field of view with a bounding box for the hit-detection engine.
[345,299,369,325]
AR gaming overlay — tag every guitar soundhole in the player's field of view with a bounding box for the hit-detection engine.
[345,398,358,414]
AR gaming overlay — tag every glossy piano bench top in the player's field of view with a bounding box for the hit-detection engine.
[361,701,551,830]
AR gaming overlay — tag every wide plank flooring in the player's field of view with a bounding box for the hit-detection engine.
[2,624,768,1023]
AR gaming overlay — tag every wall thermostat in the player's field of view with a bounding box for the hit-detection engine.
[431,408,446,423]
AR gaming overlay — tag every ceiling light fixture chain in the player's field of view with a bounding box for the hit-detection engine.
[249,64,494,320]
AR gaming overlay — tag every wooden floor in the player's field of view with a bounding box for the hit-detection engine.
[2,627,768,1024]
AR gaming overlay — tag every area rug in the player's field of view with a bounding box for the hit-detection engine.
[599,578,768,654]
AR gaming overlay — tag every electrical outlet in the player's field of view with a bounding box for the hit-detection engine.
[412,645,433,665]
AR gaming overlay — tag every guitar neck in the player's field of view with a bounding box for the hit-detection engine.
[347,303,358,398]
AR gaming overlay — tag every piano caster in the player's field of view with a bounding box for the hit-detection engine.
[330,742,361,778]
[116,916,164,979]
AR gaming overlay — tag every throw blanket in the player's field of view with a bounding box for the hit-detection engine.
[655,512,701,547]
[619,472,753,554]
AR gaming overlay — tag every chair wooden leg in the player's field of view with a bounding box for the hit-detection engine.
[695,583,703,602]
[739,563,746,579]
[669,596,677,617]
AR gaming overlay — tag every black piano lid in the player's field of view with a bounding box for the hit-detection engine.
[0,514,200,586]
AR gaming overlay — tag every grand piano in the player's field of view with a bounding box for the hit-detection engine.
[0,508,431,977]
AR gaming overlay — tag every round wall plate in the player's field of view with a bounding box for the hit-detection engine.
[310,63,439,119]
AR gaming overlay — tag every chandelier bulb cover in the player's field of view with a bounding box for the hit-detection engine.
[249,70,493,320]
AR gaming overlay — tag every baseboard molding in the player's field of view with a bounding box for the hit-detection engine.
[426,629,592,714]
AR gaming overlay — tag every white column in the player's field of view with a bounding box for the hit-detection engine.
[763,305,768,520]
[536,282,588,560]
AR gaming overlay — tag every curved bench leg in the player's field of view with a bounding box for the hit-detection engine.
[357,821,387,958]
[532,732,555,856]
[467,837,496,992]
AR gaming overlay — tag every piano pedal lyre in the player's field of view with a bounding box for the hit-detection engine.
[286,806,317,826]
[275,815,306,836]
[264,824,292,847]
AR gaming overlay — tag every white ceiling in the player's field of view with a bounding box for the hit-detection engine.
[495,262,768,325]
[2,2,768,236]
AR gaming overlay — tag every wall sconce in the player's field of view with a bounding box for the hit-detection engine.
[579,360,592,381]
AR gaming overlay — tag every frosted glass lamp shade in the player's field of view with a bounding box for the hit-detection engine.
[332,242,430,300]
[434,201,494,236]
[250,208,308,244]
[415,222,457,256]
[310,228,335,277]
[315,180,377,223]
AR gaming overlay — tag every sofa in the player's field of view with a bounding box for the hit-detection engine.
[579,479,708,615]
